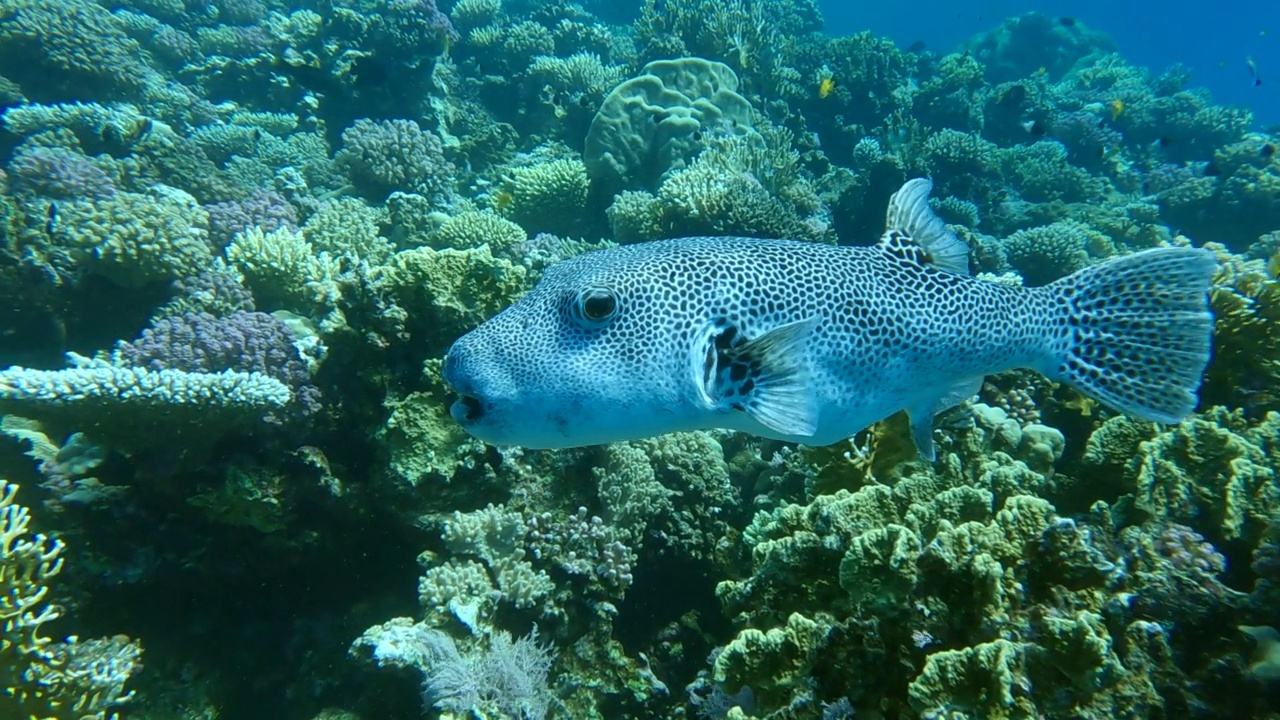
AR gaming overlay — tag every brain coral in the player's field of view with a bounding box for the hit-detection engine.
[584,57,757,193]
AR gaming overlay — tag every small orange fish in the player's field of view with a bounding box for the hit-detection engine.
[818,76,837,99]
[1107,98,1125,121]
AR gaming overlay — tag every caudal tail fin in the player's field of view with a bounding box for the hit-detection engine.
[1043,246,1216,423]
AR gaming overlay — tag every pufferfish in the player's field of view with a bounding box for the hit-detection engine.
[443,179,1215,460]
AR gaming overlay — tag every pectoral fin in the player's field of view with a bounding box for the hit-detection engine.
[710,318,820,437]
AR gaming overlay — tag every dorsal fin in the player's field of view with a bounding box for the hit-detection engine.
[878,178,970,275]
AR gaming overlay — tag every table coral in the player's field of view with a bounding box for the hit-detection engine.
[0,352,291,448]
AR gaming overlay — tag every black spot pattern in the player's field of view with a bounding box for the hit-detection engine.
[446,237,1213,445]
[1045,247,1216,423]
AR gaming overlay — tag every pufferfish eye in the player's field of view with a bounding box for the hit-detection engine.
[574,286,618,325]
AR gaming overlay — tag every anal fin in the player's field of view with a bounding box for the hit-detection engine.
[906,377,983,461]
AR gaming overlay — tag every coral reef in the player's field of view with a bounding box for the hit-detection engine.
[0,480,142,720]
[0,3,1276,719]
[585,57,757,193]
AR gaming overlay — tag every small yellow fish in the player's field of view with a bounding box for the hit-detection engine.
[1035,66,1047,76]
[492,190,514,211]
[818,76,837,99]
[1107,98,1125,121]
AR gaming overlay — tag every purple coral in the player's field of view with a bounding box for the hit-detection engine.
[378,0,458,59]
[1153,523,1227,577]
[168,271,257,316]
[8,146,116,200]
[205,189,299,248]
[116,311,321,415]
[336,118,454,201]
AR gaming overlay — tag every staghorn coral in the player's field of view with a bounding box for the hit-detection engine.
[528,52,625,99]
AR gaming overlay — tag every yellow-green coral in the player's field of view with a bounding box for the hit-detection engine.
[374,244,528,344]
[1132,408,1279,542]
[502,158,590,236]
[712,612,831,707]
[52,187,212,287]
[379,359,487,486]
[1202,243,1280,412]
[429,210,527,254]
[1,480,142,720]
[225,225,340,313]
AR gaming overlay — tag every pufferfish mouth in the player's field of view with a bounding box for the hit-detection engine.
[442,351,485,425]
[451,394,485,424]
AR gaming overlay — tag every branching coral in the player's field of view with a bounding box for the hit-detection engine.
[0,480,143,720]
[0,0,155,102]
[336,119,455,202]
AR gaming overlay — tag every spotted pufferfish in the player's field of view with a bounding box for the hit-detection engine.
[443,179,1216,459]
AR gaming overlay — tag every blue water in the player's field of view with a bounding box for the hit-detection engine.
[823,0,1280,128]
